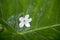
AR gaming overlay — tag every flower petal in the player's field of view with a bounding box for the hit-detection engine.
[25,23,30,27]
[19,23,24,28]
[28,18,32,22]
[19,17,23,21]
[25,14,29,19]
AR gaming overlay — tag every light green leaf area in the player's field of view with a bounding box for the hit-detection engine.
[0,0,60,40]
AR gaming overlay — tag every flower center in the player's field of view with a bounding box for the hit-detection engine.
[23,20,26,22]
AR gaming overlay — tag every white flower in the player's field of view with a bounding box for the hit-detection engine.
[19,14,32,28]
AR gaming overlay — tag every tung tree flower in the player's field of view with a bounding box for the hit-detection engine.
[19,14,32,28]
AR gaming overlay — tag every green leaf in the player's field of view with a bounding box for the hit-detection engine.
[0,0,60,40]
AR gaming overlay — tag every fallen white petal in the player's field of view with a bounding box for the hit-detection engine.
[25,14,29,19]
[19,17,23,21]
[25,22,30,27]
[28,18,32,22]
[19,23,24,28]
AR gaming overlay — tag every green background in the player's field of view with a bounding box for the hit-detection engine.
[0,0,60,40]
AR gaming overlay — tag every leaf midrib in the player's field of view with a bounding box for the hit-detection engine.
[18,24,60,35]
